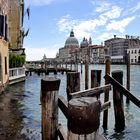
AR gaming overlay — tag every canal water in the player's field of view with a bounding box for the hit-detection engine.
[6,64,140,140]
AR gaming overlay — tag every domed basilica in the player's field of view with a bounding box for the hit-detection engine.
[58,30,80,62]
[64,29,79,49]
[58,29,101,64]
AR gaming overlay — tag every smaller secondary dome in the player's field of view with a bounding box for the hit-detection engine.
[80,37,88,48]
[65,30,79,47]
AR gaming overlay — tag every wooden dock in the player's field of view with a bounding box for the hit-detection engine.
[25,67,75,76]
[38,55,140,140]
[40,76,109,140]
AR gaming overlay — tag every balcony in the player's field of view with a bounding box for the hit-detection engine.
[9,67,26,84]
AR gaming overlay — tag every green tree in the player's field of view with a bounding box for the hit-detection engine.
[9,53,25,68]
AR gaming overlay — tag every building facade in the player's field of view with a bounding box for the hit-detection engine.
[8,0,25,56]
[90,45,105,64]
[105,35,140,64]
[79,37,89,63]
[0,0,25,92]
[8,0,24,49]
[58,30,79,63]
[0,0,9,92]
[127,48,140,64]
[58,32,106,64]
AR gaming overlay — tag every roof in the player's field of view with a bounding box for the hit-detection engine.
[65,30,79,47]
[80,37,88,48]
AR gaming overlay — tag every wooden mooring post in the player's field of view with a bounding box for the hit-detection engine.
[91,70,102,88]
[126,53,130,104]
[112,71,125,132]
[66,72,80,101]
[85,62,89,90]
[40,77,60,140]
[80,62,83,74]
[70,62,72,71]
[29,71,32,76]
[103,56,111,130]
[91,70,102,99]
[66,62,67,70]
[68,97,101,140]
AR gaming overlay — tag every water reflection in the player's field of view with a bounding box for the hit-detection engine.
[125,104,134,123]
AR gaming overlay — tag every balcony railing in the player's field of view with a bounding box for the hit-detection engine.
[9,67,25,83]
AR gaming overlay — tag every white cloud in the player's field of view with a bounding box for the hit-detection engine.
[97,32,115,41]
[74,20,96,32]
[129,2,140,13]
[57,15,76,32]
[25,45,59,61]
[74,29,92,39]
[95,2,111,13]
[91,0,95,6]
[106,16,135,33]
[57,1,137,45]
[122,1,140,17]
[57,14,109,40]
[57,4,122,40]
[100,6,122,19]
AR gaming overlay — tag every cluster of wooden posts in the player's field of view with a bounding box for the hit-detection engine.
[25,66,76,76]
[40,54,140,140]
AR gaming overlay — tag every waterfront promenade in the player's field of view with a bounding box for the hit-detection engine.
[0,64,140,139]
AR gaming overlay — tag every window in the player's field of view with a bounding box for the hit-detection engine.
[4,15,8,41]
[5,57,7,75]
[0,54,1,81]
[0,14,4,36]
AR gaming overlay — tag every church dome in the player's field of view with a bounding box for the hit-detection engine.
[65,30,79,47]
[80,37,88,48]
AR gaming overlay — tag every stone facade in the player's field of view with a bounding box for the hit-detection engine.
[127,48,140,64]
[8,0,24,49]
[105,35,140,64]
[0,0,9,92]
[0,40,9,86]
[90,45,105,64]
[58,30,79,63]
[58,33,106,64]
[0,0,25,93]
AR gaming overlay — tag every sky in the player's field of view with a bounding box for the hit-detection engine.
[24,0,140,61]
